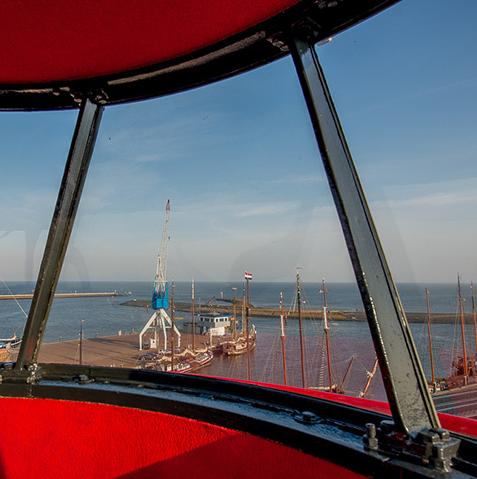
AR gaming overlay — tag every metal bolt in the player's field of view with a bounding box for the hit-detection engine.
[294,411,318,424]
[77,374,91,384]
[363,423,379,451]
[379,419,395,434]
[435,428,450,441]
[366,423,376,438]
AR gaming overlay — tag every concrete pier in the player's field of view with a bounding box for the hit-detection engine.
[121,299,347,320]
[0,291,124,301]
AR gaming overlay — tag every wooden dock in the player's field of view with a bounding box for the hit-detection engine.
[9,333,210,368]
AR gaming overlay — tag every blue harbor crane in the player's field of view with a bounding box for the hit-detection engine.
[139,199,181,351]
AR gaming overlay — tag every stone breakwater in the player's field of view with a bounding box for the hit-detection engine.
[121,299,466,323]
[0,291,124,301]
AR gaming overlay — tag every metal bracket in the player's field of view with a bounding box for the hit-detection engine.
[89,88,109,105]
[74,374,95,385]
[14,98,103,371]
[266,35,289,52]
[289,31,439,435]
[292,17,322,44]
[52,87,109,106]
[0,362,43,385]
[364,420,461,473]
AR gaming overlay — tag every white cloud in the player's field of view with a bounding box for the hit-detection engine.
[373,181,477,209]
[236,202,298,218]
[97,108,231,165]
[267,175,323,185]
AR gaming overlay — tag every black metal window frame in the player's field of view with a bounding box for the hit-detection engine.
[14,98,103,374]
[0,1,474,474]
[289,35,438,434]
[0,0,398,110]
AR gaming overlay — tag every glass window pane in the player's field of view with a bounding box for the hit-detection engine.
[0,110,77,359]
[318,0,477,417]
[41,55,380,400]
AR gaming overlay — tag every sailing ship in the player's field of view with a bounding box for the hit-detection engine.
[218,277,257,357]
[278,275,341,392]
[319,278,334,392]
[140,347,214,373]
[221,325,257,356]
[0,334,21,348]
[427,276,477,393]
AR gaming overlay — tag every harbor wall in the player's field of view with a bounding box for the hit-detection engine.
[121,300,467,323]
[0,291,123,301]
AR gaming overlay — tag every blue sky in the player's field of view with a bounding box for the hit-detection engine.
[1,0,477,283]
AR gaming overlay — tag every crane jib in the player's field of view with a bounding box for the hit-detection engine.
[151,199,171,311]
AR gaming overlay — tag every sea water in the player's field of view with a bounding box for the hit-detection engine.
[0,281,471,400]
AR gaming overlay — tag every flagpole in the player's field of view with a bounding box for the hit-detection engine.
[244,271,253,380]
[280,291,287,385]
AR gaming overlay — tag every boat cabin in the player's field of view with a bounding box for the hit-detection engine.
[183,313,231,336]
[198,313,231,336]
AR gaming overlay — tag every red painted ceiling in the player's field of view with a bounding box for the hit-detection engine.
[0,0,299,84]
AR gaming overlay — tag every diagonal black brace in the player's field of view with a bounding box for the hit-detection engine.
[290,36,439,434]
[15,98,103,371]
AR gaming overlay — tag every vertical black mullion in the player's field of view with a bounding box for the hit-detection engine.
[290,37,438,433]
[15,98,103,370]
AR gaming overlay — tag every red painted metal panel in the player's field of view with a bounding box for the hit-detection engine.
[276,386,477,439]
[209,377,477,438]
[0,0,298,84]
[0,397,364,478]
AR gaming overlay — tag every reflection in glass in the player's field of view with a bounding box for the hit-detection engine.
[319,0,477,416]
[0,110,76,360]
[40,57,382,399]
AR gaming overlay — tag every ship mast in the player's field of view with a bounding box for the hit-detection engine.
[472,282,477,361]
[321,279,333,392]
[78,320,84,365]
[279,291,287,385]
[245,272,252,380]
[232,287,238,340]
[425,288,436,385]
[170,281,175,371]
[338,356,354,393]
[457,274,468,382]
[359,357,378,398]
[191,279,196,352]
[296,271,306,388]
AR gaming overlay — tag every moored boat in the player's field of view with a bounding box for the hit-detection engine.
[222,327,257,356]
